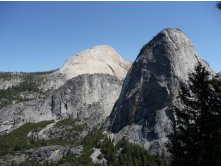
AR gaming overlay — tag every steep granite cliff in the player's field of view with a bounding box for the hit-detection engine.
[108,28,213,156]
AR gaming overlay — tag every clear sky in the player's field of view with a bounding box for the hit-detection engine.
[0,1,220,72]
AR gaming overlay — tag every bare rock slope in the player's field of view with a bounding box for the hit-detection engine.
[58,45,131,80]
[107,28,213,156]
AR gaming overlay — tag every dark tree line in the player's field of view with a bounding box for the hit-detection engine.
[217,1,221,10]
[169,63,221,165]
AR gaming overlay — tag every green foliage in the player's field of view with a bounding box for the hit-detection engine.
[58,151,94,166]
[0,121,53,156]
[100,137,117,165]
[55,118,83,132]
[217,1,221,10]
[81,128,104,147]
[169,63,221,165]
[30,138,77,148]
[56,126,166,166]
[0,119,166,166]
[55,128,104,166]
[28,119,86,148]
[114,138,166,166]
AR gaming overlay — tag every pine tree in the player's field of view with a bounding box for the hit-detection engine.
[217,1,221,10]
[169,63,221,165]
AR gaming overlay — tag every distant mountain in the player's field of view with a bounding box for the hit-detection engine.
[59,45,131,80]
[0,45,131,135]
[0,45,131,92]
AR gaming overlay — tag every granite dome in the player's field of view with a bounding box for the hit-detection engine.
[59,45,131,80]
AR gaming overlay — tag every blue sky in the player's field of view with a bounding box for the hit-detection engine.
[0,1,220,72]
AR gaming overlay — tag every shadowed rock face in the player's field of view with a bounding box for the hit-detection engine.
[108,28,213,156]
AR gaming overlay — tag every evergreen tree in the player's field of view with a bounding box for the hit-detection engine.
[217,1,221,10]
[169,63,221,165]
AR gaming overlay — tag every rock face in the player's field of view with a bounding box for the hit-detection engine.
[0,100,54,135]
[46,73,122,127]
[0,74,122,134]
[58,45,131,80]
[108,28,213,156]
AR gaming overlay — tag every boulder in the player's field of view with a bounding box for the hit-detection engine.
[69,145,83,157]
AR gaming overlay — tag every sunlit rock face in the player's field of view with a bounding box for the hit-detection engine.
[45,74,123,127]
[59,45,131,81]
[0,73,123,135]
[108,28,213,157]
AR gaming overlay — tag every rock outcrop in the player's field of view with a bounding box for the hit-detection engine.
[27,145,83,164]
[27,119,88,142]
[90,148,107,165]
[46,73,123,127]
[58,45,131,80]
[0,100,54,135]
[0,74,123,134]
[30,145,69,164]
[107,28,213,157]
[0,145,84,165]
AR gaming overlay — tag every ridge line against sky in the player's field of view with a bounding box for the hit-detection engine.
[0,1,220,72]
